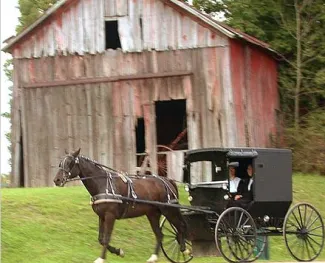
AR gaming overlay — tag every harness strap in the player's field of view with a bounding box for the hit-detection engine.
[153,175,178,203]
[90,193,123,205]
[90,172,137,219]
[126,176,137,199]
[107,171,117,196]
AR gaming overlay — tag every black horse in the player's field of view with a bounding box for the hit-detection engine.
[53,149,189,263]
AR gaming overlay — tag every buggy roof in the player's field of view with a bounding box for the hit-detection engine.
[184,147,288,163]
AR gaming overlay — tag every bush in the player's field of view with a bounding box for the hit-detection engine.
[283,110,325,174]
[1,174,11,188]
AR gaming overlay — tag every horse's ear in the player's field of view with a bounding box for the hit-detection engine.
[72,148,81,157]
[65,149,69,155]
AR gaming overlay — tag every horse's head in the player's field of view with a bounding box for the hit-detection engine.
[54,148,81,187]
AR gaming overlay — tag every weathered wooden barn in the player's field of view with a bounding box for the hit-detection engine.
[3,0,280,187]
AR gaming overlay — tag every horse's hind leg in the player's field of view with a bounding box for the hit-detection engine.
[162,208,187,252]
[98,217,124,258]
[146,211,163,263]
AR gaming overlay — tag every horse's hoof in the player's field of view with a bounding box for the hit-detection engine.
[93,257,105,263]
[146,254,158,263]
[183,248,192,256]
[119,248,125,258]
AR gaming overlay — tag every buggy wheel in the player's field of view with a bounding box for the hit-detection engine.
[160,217,193,263]
[215,207,257,263]
[284,203,325,261]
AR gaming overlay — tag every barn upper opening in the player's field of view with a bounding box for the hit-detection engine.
[105,20,121,50]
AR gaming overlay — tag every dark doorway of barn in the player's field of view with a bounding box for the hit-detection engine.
[136,118,145,154]
[19,112,25,187]
[136,118,147,172]
[19,134,25,187]
[155,100,188,149]
[155,100,188,176]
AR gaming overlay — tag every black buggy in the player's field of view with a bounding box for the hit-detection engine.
[160,147,325,263]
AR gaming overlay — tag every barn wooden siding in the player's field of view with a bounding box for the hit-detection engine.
[230,40,278,147]
[12,0,228,58]
[7,0,280,187]
[12,47,238,187]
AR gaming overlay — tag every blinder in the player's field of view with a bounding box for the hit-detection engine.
[59,155,80,184]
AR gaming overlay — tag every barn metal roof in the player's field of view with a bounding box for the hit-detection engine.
[2,0,276,54]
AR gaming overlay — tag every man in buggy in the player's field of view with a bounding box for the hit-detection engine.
[227,164,254,210]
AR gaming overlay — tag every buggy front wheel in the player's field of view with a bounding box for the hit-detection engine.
[215,207,257,263]
[284,203,325,261]
[160,216,193,263]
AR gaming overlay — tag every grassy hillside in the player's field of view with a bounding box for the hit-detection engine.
[2,173,325,263]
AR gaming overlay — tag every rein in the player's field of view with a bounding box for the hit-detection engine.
[66,174,119,182]
[88,159,126,177]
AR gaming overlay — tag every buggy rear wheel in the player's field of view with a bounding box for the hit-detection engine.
[215,207,257,263]
[160,217,193,263]
[284,203,325,261]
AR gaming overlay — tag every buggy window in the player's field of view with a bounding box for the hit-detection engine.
[228,158,254,180]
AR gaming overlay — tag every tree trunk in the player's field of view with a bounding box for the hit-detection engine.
[294,0,302,130]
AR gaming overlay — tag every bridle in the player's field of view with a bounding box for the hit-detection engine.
[57,155,131,200]
[58,155,118,184]
[58,155,80,185]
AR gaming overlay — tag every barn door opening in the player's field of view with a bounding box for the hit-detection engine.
[155,100,188,150]
[155,100,188,176]
[136,118,146,171]
[19,111,25,187]
[19,134,25,187]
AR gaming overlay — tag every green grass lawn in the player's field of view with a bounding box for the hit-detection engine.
[1,173,325,263]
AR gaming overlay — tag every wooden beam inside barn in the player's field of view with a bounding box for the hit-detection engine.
[21,71,193,88]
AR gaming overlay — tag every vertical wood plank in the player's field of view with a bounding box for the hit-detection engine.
[23,90,32,186]
[11,59,22,186]
[106,82,114,167]
[112,82,123,169]
[143,103,157,174]
[105,0,116,17]
[116,0,128,16]
[19,88,29,186]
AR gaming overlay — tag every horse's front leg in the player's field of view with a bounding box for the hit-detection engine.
[146,212,163,263]
[107,244,124,257]
[94,212,116,263]
[98,217,124,258]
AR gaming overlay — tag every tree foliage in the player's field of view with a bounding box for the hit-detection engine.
[16,0,58,32]
[2,59,13,169]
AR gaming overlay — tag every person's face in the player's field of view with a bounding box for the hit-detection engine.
[247,165,253,177]
[229,167,236,177]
